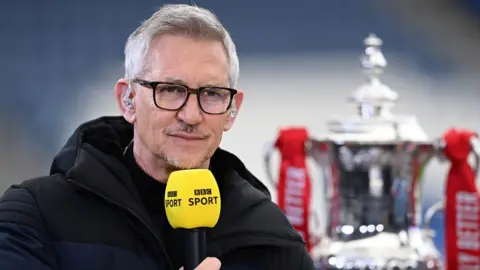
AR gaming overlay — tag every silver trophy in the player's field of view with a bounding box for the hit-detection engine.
[264,33,480,269]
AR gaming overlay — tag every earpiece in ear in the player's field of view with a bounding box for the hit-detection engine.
[123,88,134,109]
[229,109,237,118]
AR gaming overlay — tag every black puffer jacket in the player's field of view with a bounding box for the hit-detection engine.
[0,116,314,270]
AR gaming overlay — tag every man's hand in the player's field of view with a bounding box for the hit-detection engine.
[179,257,221,270]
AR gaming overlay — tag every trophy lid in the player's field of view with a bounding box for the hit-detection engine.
[325,34,430,144]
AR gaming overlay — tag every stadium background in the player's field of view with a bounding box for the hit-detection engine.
[2,0,480,259]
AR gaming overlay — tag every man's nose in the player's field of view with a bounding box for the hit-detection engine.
[177,95,203,125]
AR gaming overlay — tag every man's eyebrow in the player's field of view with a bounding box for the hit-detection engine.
[202,83,226,88]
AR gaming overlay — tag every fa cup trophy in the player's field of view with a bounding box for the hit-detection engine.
[264,33,480,269]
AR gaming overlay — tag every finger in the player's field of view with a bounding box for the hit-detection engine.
[195,257,221,269]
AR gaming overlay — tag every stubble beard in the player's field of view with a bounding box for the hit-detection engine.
[159,149,210,170]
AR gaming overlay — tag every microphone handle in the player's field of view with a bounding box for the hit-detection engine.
[184,228,207,270]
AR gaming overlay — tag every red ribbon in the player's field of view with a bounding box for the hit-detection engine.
[443,128,480,270]
[274,127,312,251]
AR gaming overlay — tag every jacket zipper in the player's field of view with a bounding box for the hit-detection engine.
[67,178,176,270]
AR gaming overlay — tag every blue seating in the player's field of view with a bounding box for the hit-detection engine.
[463,0,480,15]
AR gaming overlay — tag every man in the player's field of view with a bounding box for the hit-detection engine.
[0,4,314,270]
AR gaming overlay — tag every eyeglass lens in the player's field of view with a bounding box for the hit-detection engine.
[154,84,232,114]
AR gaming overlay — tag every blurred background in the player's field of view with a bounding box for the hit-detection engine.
[1,0,480,260]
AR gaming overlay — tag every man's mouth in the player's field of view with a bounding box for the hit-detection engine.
[167,132,207,141]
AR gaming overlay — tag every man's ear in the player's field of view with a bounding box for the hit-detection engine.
[114,78,136,124]
[224,90,244,132]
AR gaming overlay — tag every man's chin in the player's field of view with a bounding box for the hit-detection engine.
[165,155,208,170]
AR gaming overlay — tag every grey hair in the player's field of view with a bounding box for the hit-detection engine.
[124,4,240,88]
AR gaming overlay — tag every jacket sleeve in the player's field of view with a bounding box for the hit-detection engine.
[220,245,315,270]
[0,185,59,270]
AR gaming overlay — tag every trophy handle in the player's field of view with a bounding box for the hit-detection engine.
[263,141,277,188]
[423,136,479,233]
[424,200,444,232]
[471,136,480,180]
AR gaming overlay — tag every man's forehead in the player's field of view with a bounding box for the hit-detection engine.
[141,37,230,86]
[147,35,227,61]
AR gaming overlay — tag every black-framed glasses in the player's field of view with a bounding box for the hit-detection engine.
[132,78,238,115]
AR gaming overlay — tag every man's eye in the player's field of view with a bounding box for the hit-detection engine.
[159,85,186,93]
[203,89,222,97]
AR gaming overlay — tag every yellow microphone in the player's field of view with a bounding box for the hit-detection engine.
[164,169,221,270]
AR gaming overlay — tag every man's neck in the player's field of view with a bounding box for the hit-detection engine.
[132,135,180,183]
